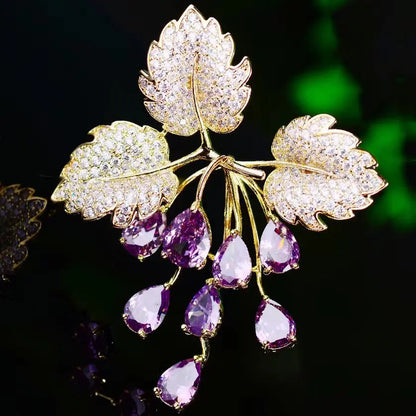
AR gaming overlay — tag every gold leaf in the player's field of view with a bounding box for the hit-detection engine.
[51,121,179,228]
[139,4,252,136]
[0,184,47,278]
[264,114,388,231]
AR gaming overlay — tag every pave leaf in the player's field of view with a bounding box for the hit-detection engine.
[139,4,251,136]
[264,114,388,231]
[51,121,179,228]
[0,184,47,279]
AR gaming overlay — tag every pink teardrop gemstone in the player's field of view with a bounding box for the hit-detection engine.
[212,233,252,289]
[121,211,167,259]
[156,358,202,410]
[123,285,169,337]
[259,220,300,274]
[162,208,211,268]
[255,298,296,351]
[184,284,222,337]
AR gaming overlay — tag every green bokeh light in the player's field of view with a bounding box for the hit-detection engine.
[290,65,360,120]
[314,0,349,12]
[363,118,416,230]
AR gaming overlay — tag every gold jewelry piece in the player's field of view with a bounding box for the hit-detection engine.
[51,5,387,411]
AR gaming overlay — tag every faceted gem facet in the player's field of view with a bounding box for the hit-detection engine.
[184,284,222,337]
[259,219,300,274]
[162,208,210,268]
[212,233,252,289]
[156,358,202,410]
[121,211,167,259]
[255,298,296,351]
[123,285,169,336]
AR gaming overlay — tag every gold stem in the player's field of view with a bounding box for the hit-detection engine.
[234,173,266,298]
[97,146,206,182]
[223,169,234,239]
[194,155,230,206]
[191,53,212,150]
[240,176,274,219]
[200,337,210,364]
[239,160,333,177]
[164,267,182,289]
[94,392,118,406]
[229,171,243,234]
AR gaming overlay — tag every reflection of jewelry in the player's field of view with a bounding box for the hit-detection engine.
[0,183,47,282]
[51,4,387,411]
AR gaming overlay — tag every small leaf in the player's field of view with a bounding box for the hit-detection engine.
[264,114,388,231]
[139,5,251,136]
[0,184,47,278]
[51,121,179,228]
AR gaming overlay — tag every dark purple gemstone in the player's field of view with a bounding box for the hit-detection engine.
[162,208,210,268]
[212,233,252,289]
[120,388,152,416]
[255,298,296,351]
[121,211,167,259]
[74,321,113,360]
[184,285,222,337]
[123,285,170,337]
[156,358,202,410]
[259,220,300,274]
[71,364,102,392]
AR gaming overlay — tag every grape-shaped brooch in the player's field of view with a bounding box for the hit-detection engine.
[51,5,387,411]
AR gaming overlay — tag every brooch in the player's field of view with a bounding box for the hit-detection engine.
[51,5,387,411]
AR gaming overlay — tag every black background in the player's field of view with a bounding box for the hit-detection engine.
[1,1,415,415]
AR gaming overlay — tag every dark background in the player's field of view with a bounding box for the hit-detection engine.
[1,1,415,415]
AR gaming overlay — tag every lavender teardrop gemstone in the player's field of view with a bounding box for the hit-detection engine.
[259,220,300,273]
[212,234,252,289]
[255,298,296,350]
[123,285,169,336]
[162,208,210,268]
[121,211,167,259]
[156,358,202,410]
[184,285,222,337]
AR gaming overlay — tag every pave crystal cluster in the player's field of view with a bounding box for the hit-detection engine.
[51,4,387,411]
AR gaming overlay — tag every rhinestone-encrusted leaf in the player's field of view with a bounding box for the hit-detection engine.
[264,114,387,231]
[139,4,251,136]
[51,121,178,228]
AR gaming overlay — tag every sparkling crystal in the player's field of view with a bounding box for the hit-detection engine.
[259,220,300,274]
[212,233,252,288]
[255,298,296,351]
[156,358,202,410]
[121,211,167,259]
[123,285,169,337]
[184,285,222,337]
[162,208,210,268]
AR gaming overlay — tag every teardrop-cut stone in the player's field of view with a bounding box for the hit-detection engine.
[259,220,300,274]
[123,285,169,336]
[162,208,210,268]
[255,298,296,351]
[121,211,167,259]
[156,358,202,410]
[212,233,252,289]
[184,285,222,337]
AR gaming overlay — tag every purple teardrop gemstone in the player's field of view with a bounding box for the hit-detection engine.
[212,233,252,289]
[162,208,210,268]
[156,358,202,410]
[121,211,167,259]
[184,285,222,337]
[259,220,300,274]
[123,285,169,337]
[255,298,296,351]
